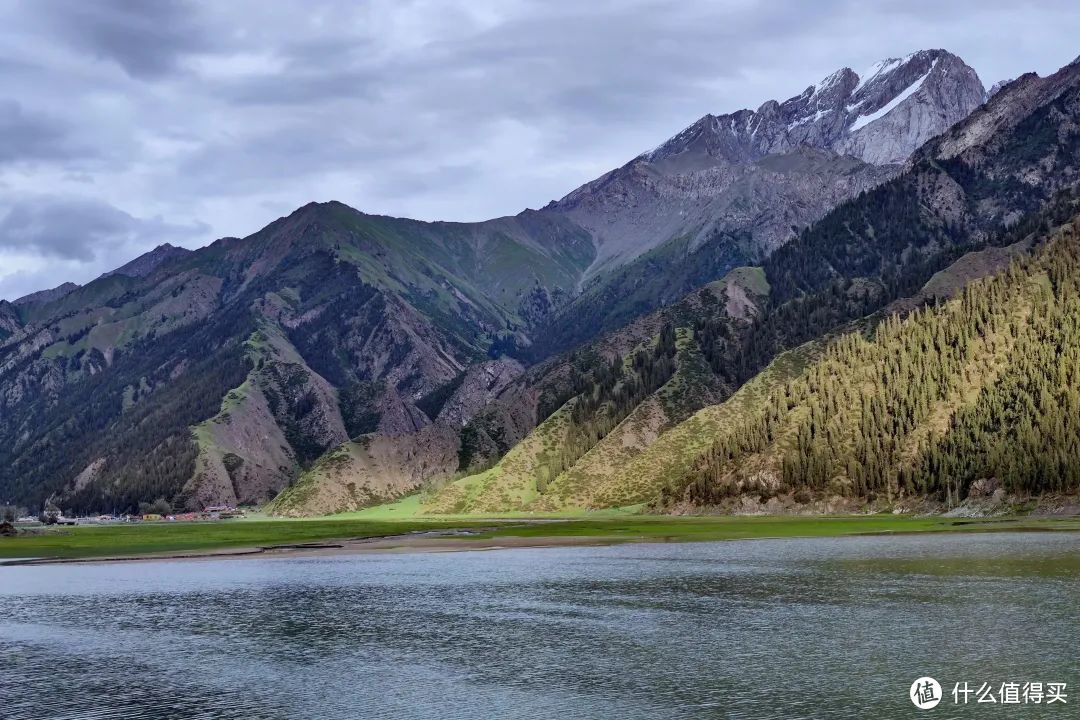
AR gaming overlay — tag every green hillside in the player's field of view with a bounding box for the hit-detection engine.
[676,215,1080,509]
[425,269,766,513]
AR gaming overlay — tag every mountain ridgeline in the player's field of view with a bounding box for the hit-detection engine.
[3,49,1078,517]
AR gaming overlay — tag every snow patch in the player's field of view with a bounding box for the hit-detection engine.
[848,59,936,133]
[853,50,918,93]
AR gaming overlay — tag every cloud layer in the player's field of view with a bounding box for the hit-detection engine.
[1,0,1078,299]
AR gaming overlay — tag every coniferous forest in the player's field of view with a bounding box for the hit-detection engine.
[676,214,1080,508]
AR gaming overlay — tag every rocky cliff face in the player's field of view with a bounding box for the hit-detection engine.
[0,301,20,338]
[639,49,984,168]
[547,50,985,277]
[265,357,526,516]
[833,51,987,164]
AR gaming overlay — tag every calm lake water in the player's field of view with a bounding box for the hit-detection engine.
[2,533,1078,719]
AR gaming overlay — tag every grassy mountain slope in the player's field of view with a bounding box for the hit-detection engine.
[559,342,821,509]
[423,269,768,513]
[0,202,593,513]
[264,423,460,517]
[675,215,1080,510]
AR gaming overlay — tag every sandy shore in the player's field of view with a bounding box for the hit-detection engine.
[0,530,628,566]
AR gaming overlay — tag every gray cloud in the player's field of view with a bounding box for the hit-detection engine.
[1,0,1079,298]
[0,196,207,261]
[0,100,84,163]
[26,0,216,79]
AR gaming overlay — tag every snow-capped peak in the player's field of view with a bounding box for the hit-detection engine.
[849,59,937,132]
[637,49,984,167]
[853,51,919,94]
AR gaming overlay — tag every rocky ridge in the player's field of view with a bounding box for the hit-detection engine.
[547,49,985,277]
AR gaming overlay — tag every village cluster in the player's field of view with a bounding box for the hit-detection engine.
[9,505,245,527]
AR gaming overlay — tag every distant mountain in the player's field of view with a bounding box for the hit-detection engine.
[0,49,1001,515]
[0,201,593,511]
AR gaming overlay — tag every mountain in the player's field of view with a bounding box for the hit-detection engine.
[13,281,80,308]
[0,49,996,514]
[644,50,983,166]
[101,243,192,279]
[529,150,893,357]
[0,202,593,511]
[418,53,1080,515]
[265,45,989,518]
[529,49,984,355]
[545,49,984,276]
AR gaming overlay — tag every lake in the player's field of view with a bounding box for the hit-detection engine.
[2,532,1077,719]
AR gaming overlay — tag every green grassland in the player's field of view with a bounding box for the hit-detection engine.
[0,518,496,561]
[3,514,1077,562]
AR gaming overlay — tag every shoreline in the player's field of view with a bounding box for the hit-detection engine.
[0,530,629,567]
[5,517,1080,567]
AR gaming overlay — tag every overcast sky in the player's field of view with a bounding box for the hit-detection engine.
[0,0,1077,300]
